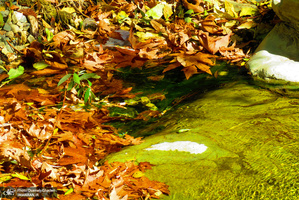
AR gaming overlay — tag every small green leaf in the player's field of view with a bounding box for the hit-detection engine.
[84,88,91,104]
[57,74,72,86]
[64,188,73,195]
[79,73,101,80]
[33,62,49,70]
[87,79,92,87]
[67,80,75,91]
[184,17,192,23]
[11,173,30,180]
[8,66,24,80]
[0,12,4,28]
[185,9,194,15]
[73,73,80,85]
[45,28,54,42]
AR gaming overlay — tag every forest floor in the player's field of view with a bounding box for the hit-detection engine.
[0,0,274,199]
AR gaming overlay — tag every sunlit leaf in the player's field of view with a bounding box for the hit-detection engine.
[117,11,129,24]
[11,173,30,180]
[240,6,257,17]
[135,32,161,42]
[163,4,173,21]
[146,4,164,19]
[60,7,76,14]
[33,62,49,70]
[45,28,53,42]
[0,175,12,183]
[65,188,74,195]
[8,66,24,80]
[73,73,80,85]
[225,0,238,18]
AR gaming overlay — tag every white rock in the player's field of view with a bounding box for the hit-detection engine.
[247,0,299,85]
[12,11,27,23]
[145,141,208,154]
[248,50,299,82]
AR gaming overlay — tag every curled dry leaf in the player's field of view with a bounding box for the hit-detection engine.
[182,0,205,13]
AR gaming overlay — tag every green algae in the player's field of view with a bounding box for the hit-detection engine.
[106,82,299,199]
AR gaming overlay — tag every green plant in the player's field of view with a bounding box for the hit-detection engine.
[57,71,101,105]
[0,66,25,88]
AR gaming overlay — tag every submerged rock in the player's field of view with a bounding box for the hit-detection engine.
[105,82,299,199]
[247,0,299,96]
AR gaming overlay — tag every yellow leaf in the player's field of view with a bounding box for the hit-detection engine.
[240,7,257,17]
[61,7,76,14]
[237,21,256,29]
[225,0,238,18]
[163,4,173,21]
[132,170,145,178]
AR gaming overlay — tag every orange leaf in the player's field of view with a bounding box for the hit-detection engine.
[182,65,198,80]
[128,25,138,49]
[31,68,61,76]
[198,32,232,54]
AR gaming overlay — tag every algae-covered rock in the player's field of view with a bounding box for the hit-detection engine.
[105,82,299,199]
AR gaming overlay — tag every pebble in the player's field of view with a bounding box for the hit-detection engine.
[0,2,38,68]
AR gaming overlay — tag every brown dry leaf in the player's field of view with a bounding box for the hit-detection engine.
[201,15,223,34]
[52,31,75,48]
[150,20,166,34]
[182,65,198,80]
[57,147,88,165]
[128,25,138,49]
[0,141,32,168]
[26,123,53,141]
[123,134,143,145]
[31,68,61,76]
[182,0,205,13]
[163,62,181,73]
[219,44,247,62]
[44,52,68,69]
[83,51,112,71]
[198,31,232,54]
[19,8,38,19]
[176,52,214,78]
[0,84,31,96]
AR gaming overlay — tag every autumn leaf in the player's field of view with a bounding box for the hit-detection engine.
[201,15,223,34]
[198,31,232,54]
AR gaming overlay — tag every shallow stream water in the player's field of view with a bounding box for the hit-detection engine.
[107,76,299,199]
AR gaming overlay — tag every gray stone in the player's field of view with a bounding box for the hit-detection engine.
[0,10,9,18]
[247,0,299,94]
[3,23,11,31]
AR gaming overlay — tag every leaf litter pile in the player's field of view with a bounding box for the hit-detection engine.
[0,0,274,199]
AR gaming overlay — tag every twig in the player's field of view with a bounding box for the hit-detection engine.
[6,40,22,54]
